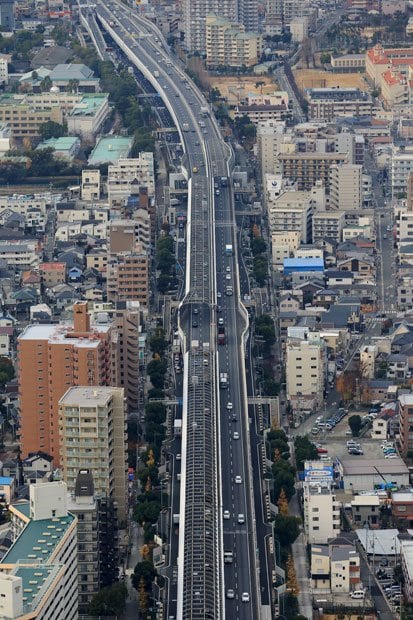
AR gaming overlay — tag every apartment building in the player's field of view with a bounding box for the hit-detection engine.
[107,155,155,206]
[183,0,238,53]
[0,93,63,139]
[399,393,413,456]
[265,0,315,30]
[67,470,118,613]
[329,163,363,211]
[234,92,290,124]
[397,276,413,309]
[257,121,291,177]
[237,0,259,31]
[268,190,313,243]
[275,152,348,193]
[335,131,365,166]
[206,13,262,69]
[18,301,112,463]
[286,335,325,413]
[81,169,101,201]
[38,262,67,288]
[271,230,300,269]
[109,217,150,253]
[392,146,413,198]
[305,88,373,121]
[106,248,149,307]
[0,55,8,84]
[312,211,344,243]
[59,386,127,521]
[111,301,144,413]
[303,482,341,544]
[0,241,40,268]
[401,540,413,602]
[0,482,78,620]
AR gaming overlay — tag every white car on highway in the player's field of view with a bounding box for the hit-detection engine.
[235,476,242,484]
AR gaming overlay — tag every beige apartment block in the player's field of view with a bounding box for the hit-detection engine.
[286,336,325,412]
[329,163,362,211]
[268,190,313,243]
[109,215,150,253]
[312,211,344,242]
[206,13,262,68]
[107,155,155,206]
[59,386,127,521]
[81,169,101,201]
[276,152,348,193]
[183,0,238,53]
[107,248,149,307]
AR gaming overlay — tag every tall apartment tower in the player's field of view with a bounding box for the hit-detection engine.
[68,469,119,613]
[238,0,259,31]
[111,301,144,413]
[0,0,14,31]
[329,163,362,211]
[18,301,112,463]
[183,0,238,52]
[59,386,128,521]
[106,246,149,307]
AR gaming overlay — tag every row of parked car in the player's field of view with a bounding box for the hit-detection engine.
[381,441,397,459]
[311,408,348,435]
[346,440,363,455]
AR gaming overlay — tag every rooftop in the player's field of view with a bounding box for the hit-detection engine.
[340,458,409,476]
[356,528,400,555]
[68,94,108,118]
[36,137,79,152]
[59,386,116,407]
[88,136,133,166]
[12,564,64,612]
[1,512,75,565]
[49,63,95,81]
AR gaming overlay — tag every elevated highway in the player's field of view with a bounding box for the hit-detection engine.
[83,3,262,617]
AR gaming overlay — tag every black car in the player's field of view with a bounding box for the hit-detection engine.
[192,320,198,328]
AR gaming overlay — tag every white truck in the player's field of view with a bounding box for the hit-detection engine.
[219,372,228,388]
[153,70,160,78]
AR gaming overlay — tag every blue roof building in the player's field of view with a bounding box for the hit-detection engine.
[283,257,324,275]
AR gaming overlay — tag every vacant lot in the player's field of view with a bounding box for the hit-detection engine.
[292,69,369,93]
[208,75,279,104]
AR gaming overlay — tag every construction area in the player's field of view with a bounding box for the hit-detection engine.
[208,75,280,105]
[292,68,369,93]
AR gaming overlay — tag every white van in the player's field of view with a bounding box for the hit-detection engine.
[350,590,365,599]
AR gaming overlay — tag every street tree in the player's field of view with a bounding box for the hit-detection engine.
[348,414,362,437]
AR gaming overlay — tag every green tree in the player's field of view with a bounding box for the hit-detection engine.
[0,357,14,387]
[132,560,157,590]
[320,52,331,64]
[39,121,67,140]
[273,468,296,502]
[134,500,161,525]
[147,358,167,389]
[349,414,362,437]
[149,328,168,356]
[88,582,127,616]
[273,514,300,547]
[294,436,318,470]
[250,236,267,256]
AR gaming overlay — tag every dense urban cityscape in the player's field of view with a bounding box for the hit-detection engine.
[1,0,413,618]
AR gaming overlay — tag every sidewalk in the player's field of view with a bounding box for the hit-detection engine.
[124,522,144,619]
[289,493,313,620]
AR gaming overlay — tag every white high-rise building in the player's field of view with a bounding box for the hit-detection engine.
[59,386,128,521]
[329,163,362,211]
[184,0,258,52]
[0,482,78,620]
[286,333,326,413]
[304,482,341,544]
